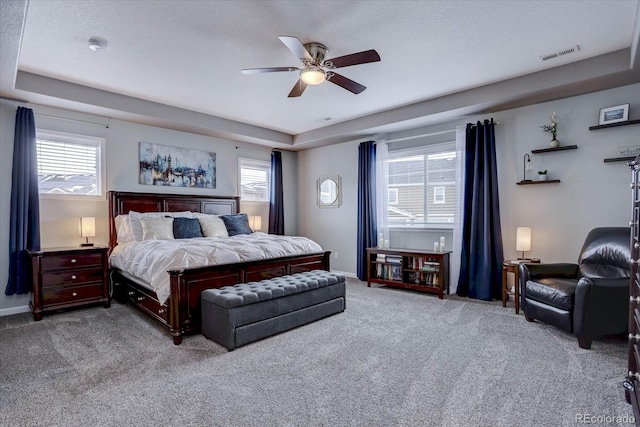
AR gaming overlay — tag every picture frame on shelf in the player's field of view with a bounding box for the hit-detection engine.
[599,103,629,125]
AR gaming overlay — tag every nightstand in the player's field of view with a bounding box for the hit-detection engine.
[28,246,110,321]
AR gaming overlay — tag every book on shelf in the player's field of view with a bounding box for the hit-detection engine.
[386,255,402,264]
[376,263,402,281]
[391,265,402,280]
[376,254,386,262]
[408,257,441,271]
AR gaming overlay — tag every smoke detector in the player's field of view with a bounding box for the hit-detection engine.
[88,38,107,52]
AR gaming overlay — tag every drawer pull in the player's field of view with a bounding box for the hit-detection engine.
[635,242,640,249]
[158,309,165,315]
[71,259,77,263]
[630,333,640,342]
[137,296,145,302]
[71,275,77,280]
[630,371,640,380]
[631,296,640,304]
[128,291,135,296]
[632,259,640,266]
[72,292,78,297]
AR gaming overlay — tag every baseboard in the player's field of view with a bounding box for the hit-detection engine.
[331,270,358,279]
[0,305,30,317]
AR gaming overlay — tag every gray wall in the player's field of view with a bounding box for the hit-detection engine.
[2,82,638,312]
[298,83,640,290]
[0,101,297,313]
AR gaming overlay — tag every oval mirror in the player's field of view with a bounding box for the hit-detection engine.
[320,179,338,204]
[317,175,342,208]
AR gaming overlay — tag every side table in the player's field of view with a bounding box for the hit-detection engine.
[502,261,521,314]
[502,259,540,314]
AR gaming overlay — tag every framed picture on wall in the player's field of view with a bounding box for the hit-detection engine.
[599,103,629,125]
[139,142,216,188]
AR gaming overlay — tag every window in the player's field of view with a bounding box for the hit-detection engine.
[239,158,270,202]
[36,130,104,198]
[433,186,445,204]
[387,141,456,226]
[388,188,398,205]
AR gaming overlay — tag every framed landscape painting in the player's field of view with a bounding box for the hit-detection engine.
[599,103,629,125]
[139,142,216,188]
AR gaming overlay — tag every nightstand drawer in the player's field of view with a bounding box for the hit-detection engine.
[40,252,103,271]
[42,283,105,306]
[41,267,104,287]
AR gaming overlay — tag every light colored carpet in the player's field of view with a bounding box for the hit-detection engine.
[0,278,633,427]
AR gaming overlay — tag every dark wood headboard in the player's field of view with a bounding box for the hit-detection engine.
[108,191,240,251]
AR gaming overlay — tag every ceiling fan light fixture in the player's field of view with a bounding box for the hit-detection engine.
[300,67,325,85]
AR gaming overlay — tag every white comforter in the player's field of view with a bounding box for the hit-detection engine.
[109,232,323,304]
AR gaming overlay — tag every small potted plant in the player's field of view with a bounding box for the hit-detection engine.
[540,112,560,148]
[538,170,548,181]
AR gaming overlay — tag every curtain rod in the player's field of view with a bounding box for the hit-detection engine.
[384,121,500,144]
[460,121,501,128]
[235,146,273,153]
[384,128,455,144]
[34,113,110,128]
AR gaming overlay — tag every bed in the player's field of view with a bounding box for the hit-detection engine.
[108,191,331,345]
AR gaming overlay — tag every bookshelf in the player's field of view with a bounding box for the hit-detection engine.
[366,247,451,299]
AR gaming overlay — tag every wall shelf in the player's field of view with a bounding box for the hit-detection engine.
[589,119,640,131]
[531,145,578,154]
[516,180,561,185]
[604,156,636,163]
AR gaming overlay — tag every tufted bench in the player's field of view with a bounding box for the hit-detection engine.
[201,270,346,350]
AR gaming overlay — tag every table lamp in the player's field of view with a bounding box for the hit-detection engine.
[80,217,96,247]
[516,227,531,260]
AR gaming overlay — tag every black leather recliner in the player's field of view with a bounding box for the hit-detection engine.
[519,227,630,349]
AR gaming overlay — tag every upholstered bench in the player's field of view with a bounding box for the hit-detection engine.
[201,270,346,350]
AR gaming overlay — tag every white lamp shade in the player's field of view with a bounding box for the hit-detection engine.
[516,227,531,252]
[80,217,96,238]
[249,215,262,232]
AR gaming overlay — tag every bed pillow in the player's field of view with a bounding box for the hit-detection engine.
[220,213,253,236]
[140,217,175,240]
[173,217,203,239]
[195,214,229,238]
[129,211,192,241]
[114,214,134,244]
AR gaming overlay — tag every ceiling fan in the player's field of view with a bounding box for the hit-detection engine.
[241,36,381,97]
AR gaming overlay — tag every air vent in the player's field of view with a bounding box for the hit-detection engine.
[539,45,580,62]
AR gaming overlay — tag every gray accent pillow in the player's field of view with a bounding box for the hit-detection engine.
[220,213,253,236]
[173,217,203,239]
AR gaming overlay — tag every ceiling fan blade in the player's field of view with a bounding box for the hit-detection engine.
[241,67,298,74]
[328,73,366,94]
[327,49,381,68]
[288,79,308,97]
[278,36,312,60]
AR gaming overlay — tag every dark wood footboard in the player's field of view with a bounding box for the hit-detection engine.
[112,251,331,344]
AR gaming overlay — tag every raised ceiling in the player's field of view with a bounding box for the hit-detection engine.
[1,0,639,149]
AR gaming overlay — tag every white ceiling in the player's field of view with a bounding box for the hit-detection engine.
[1,0,640,149]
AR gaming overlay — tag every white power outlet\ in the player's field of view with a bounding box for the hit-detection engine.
[334,252,339,260]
